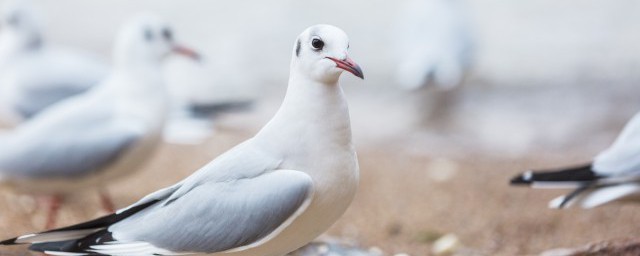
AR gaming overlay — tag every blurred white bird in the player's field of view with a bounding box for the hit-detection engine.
[394,0,474,90]
[0,13,199,228]
[163,58,255,145]
[0,0,250,141]
[511,112,640,208]
[0,0,109,125]
[0,24,363,256]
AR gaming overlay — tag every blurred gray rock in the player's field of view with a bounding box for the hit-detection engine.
[288,238,383,256]
[540,238,640,256]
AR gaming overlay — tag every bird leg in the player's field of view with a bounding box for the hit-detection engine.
[44,195,62,229]
[98,189,115,213]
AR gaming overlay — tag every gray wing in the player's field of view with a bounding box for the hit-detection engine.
[0,103,142,179]
[101,169,313,254]
[6,47,108,118]
[593,112,640,176]
[13,85,89,118]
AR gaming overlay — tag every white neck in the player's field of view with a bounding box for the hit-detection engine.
[107,62,167,126]
[113,60,164,95]
[0,33,33,69]
[255,68,353,156]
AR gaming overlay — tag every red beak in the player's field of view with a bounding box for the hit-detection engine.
[326,56,364,79]
[172,44,201,61]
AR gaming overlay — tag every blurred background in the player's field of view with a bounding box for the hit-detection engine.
[0,0,640,255]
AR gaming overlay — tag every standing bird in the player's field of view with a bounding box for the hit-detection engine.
[0,0,108,125]
[0,14,199,228]
[0,24,364,256]
[511,112,640,208]
[394,0,474,128]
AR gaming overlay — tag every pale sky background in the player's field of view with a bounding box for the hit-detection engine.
[8,0,640,87]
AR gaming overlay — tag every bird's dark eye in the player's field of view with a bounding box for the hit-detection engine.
[162,28,173,41]
[311,38,324,50]
[144,28,153,41]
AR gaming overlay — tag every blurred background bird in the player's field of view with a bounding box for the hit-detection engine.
[394,0,474,129]
[0,0,108,126]
[511,111,640,209]
[394,0,473,91]
[161,57,255,145]
[0,13,199,229]
[0,0,254,145]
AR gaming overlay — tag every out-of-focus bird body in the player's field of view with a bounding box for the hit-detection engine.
[0,13,199,228]
[511,112,640,208]
[395,0,473,90]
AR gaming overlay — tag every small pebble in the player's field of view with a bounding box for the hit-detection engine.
[432,234,461,255]
[426,158,458,182]
[317,244,330,254]
[368,247,384,256]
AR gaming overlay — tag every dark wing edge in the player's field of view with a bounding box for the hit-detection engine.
[0,199,159,251]
[510,163,599,186]
[188,100,254,118]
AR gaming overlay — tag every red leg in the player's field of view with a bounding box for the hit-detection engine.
[99,189,115,213]
[44,195,62,229]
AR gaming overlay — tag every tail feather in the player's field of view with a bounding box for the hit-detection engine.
[0,199,158,250]
[556,185,592,208]
[549,195,573,209]
[580,184,640,208]
[548,184,640,209]
[4,229,101,244]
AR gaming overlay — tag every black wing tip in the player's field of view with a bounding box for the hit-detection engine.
[28,240,72,253]
[0,237,18,245]
[28,230,114,254]
[509,163,598,185]
[510,171,533,185]
[1,200,159,253]
[44,199,160,234]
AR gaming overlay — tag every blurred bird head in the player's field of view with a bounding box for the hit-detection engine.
[0,0,43,51]
[291,24,363,84]
[114,13,200,69]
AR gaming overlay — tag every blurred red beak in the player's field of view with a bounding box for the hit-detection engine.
[326,56,364,79]
[172,44,201,61]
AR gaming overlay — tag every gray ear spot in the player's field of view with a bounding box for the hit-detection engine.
[144,28,154,41]
[295,39,301,57]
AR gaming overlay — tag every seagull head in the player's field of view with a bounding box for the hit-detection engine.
[292,24,363,83]
[0,0,42,50]
[114,13,200,68]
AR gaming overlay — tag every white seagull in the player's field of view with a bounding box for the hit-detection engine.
[0,24,364,256]
[0,13,199,228]
[0,0,108,125]
[511,112,640,208]
[394,0,474,90]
